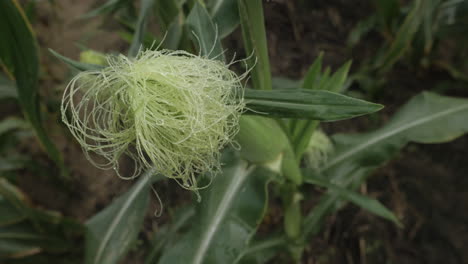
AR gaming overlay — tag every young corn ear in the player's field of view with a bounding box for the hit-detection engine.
[61,49,246,190]
[236,116,302,185]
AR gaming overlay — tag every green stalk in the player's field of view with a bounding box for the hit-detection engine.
[282,184,304,262]
[238,0,272,90]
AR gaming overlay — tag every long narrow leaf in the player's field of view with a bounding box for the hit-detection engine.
[235,234,287,263]
[0,0,64,174]
[238,0,271,90]
[186,1,225,61]
[303,171,400,225]
[0,197,25,226]
[0,74,18,100]
[301,53,324,90]
[159,152,278,264]
[85,170,159,264]
[49,49,104,71]
[82,0,130,19]
[0,179,38,229]
[154,0,183,32]
[304,92,468,237]
[144,206,195,264]
[0,118,29,136]
[128,0,156,57]
[290,59,352,159]
[244,89,383,121]
[208,0,240,38]
[376,0,424,73]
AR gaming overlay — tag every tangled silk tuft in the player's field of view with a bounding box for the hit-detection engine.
[62,49,246,190]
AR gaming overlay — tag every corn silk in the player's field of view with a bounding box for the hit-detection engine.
[61,49,246,190]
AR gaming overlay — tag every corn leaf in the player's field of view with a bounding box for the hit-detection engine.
[0,178,37,228]
[238,0,272,90]
[376,0,425,73]
[0,74,18,100]
[0,157,26,173]
[0,223,49,259]
[303,171,400,225]
[0,179,82,259]
[186,1,225,61]
[322,61,352,93]
[303,92,468,238]
[207,0,240,38]
[301,53,324,90]
[436,0,468,37]
[0,118,29,137]
[128,0,156,57]
[0,0,64,174]
[162,16,184,50]
[82,0,131,19]
[85,172,159,264]
[244,89,383,121]
[290,59,352,159]
[0,221,76,259]
[235,234,287,263]
[374,0,400,29]
[154,0,184,32]
[347,15,377,47]
[144,206,195,264]
[158,152,278,264]
[47,51,378,124]
[49,49,104,71]
[0,197,25,227]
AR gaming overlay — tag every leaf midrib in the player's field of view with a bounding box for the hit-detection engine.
[191,162,254,264]
[323,103,468,171]
[92,170,153,263]
[246,99,375,108]
[210,0,223,16]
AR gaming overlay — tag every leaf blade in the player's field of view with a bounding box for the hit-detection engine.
[244,89,383,121]
[159,153,278,264]
[128,0,156,57]
[85,171,157,264]
[238,0,272,90]
[304,92,468,237]
[49,49,104,71]
[303,172,400,225]
[0,0,64,174]
[186,1,225,61]
[208,0,240,38]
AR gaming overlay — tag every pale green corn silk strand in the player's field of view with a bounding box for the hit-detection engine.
[61,49,247,191]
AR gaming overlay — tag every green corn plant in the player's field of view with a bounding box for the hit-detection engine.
[349,0,468,95]
[3,0,468,263]
[0,177,83,262]
[47,1,384,263]
[47,0,468,263]
[0,0,66,177]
